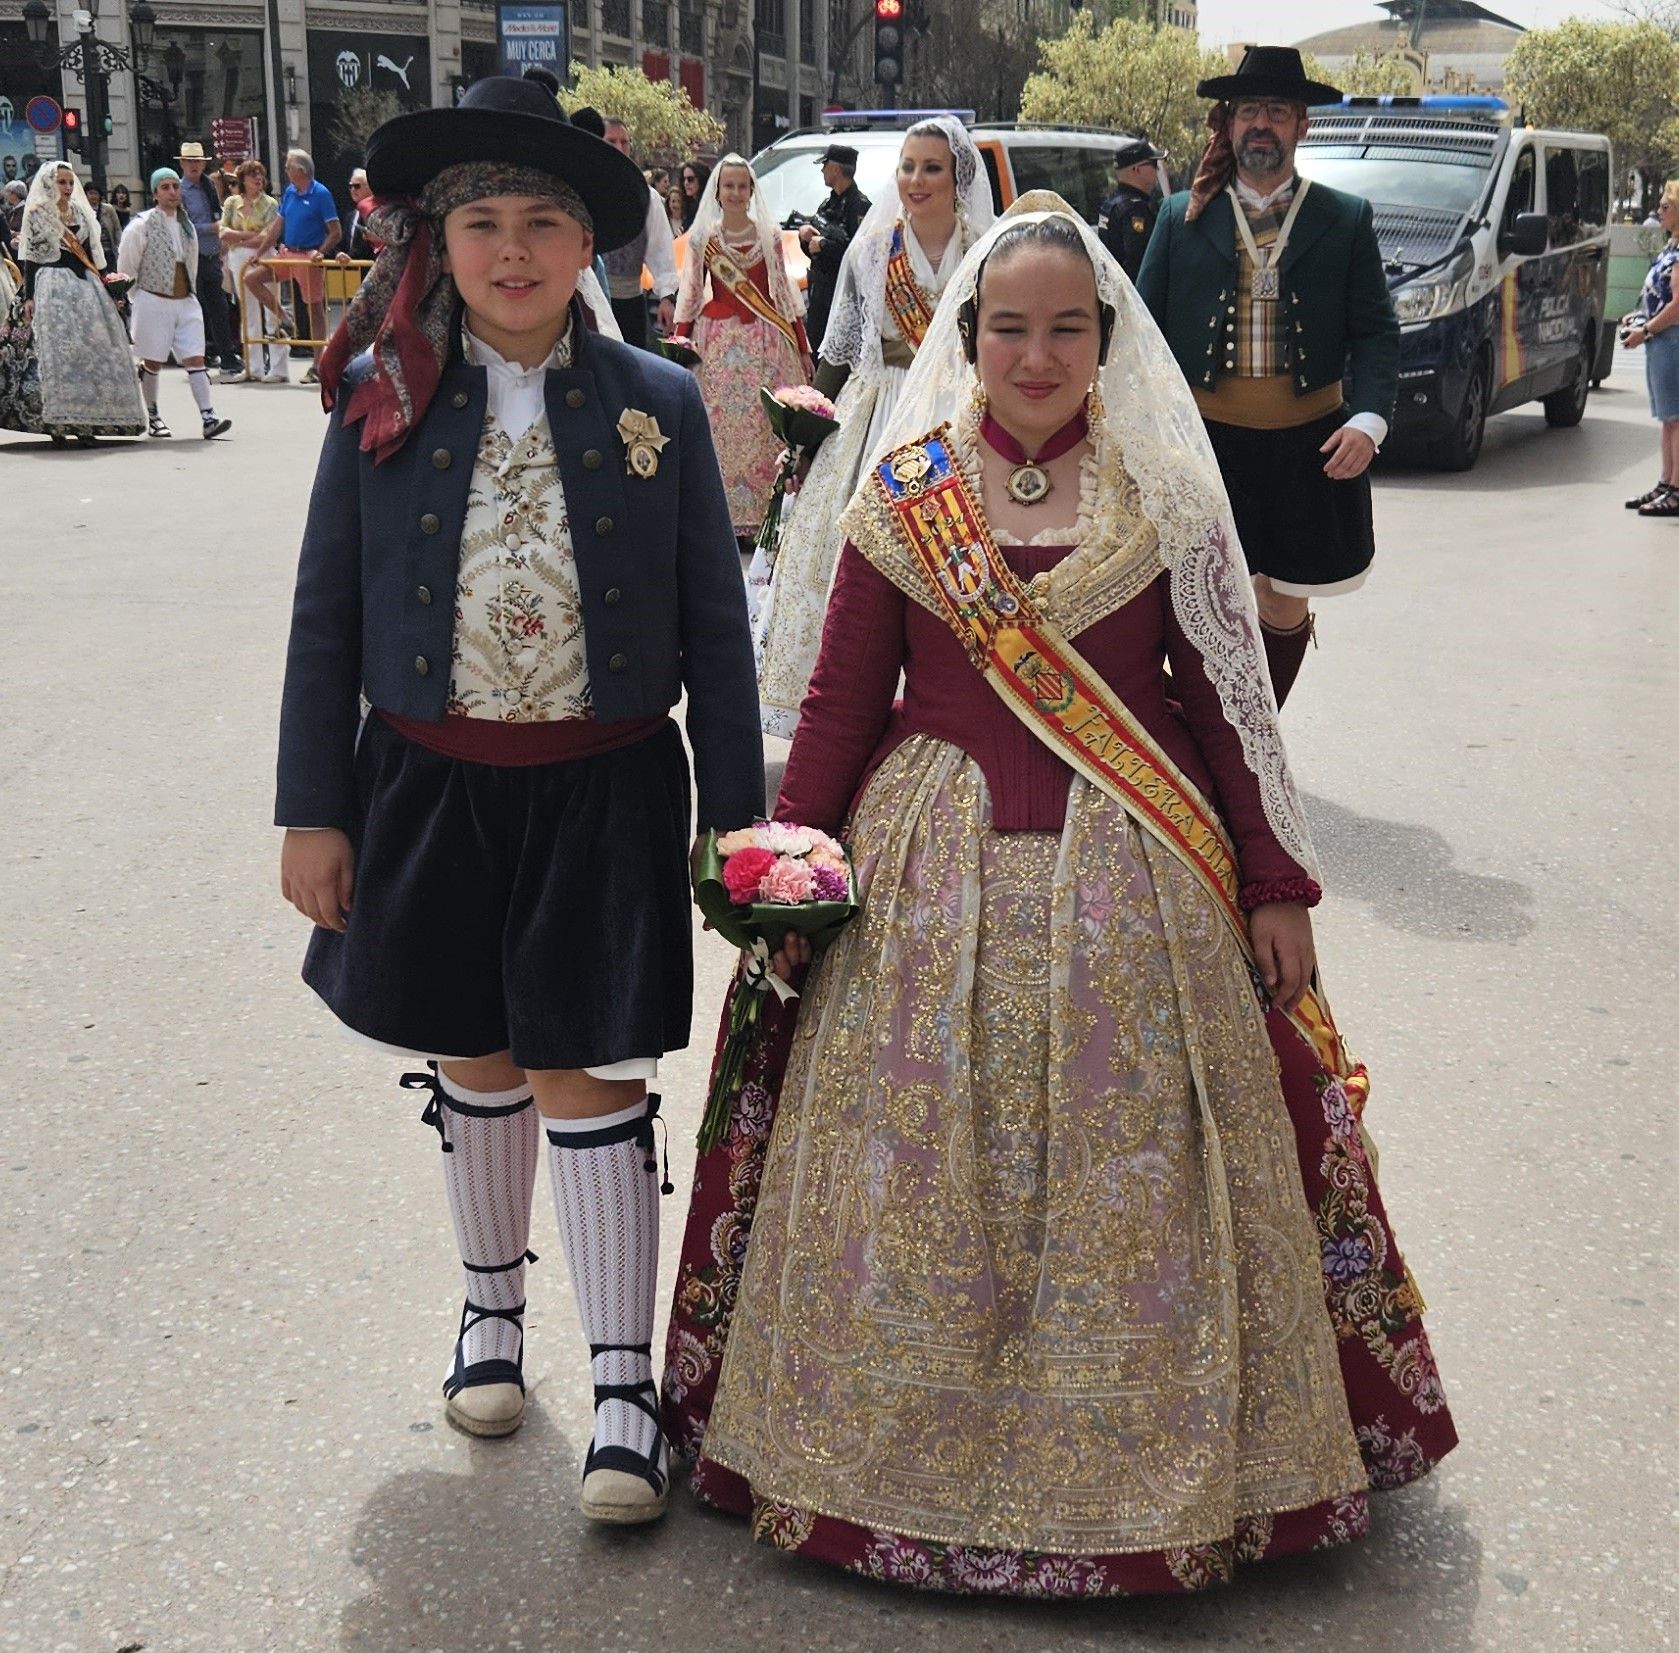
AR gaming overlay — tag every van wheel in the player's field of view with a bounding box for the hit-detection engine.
[1543,337,1592,428]
[1429,354,1489,471]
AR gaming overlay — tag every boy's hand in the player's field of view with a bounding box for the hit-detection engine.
[281,828,355,932]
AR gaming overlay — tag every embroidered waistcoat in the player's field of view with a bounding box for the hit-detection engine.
[447,411,592,722]
[133,209,196,297]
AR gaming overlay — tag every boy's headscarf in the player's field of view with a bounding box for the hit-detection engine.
[319,161,592,463]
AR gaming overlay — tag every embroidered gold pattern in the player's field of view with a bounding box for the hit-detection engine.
[448,412,591,722]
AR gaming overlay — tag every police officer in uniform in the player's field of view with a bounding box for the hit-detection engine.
[800,143,871,360]
[1098,138,1163,284]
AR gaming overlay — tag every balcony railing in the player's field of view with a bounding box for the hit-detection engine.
[679,8,703,53]
[601,0,632,36]
[642,0,669,44]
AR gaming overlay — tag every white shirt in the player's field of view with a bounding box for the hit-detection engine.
[642,185,678,299]
[461,319,574,442]
[1232,172,1388,450]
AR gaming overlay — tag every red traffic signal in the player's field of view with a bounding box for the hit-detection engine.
[874,0,904,83]
[61,107,84,154]
[875,0,904,15]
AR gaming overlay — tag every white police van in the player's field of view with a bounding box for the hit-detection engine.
[1300,96,1612,470]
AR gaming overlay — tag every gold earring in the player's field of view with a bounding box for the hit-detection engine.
[1085,383,1105,425]
[969,377,989,422]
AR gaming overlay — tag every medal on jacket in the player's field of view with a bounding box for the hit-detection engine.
[616,408,668,479]
[1229,178,1311,304]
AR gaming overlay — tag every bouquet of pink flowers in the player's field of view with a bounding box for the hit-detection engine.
[752,384,839,571]
[693,820,858,1149]
[101,272,134,303]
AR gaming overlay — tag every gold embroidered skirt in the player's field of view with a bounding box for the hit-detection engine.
[701,735,1367,1555]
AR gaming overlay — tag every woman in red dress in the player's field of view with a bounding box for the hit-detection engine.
[662,195,1457,1597]
[670,156,811,542]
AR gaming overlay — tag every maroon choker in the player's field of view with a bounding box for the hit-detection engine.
[980,408,1088,505]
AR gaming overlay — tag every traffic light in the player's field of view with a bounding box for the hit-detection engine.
[62,107,84,155]
[873,0,904,86]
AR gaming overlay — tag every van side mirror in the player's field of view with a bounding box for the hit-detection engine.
[1500,212,1549,258]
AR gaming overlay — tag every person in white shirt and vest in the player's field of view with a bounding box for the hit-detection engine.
[116,168,233,440]
[275,76,762,1525]
[1137,48,1398,707]
[596,113,677,350]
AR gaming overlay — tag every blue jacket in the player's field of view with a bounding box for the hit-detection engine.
[275,320,765,834]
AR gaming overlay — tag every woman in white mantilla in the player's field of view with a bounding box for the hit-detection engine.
[2,163,145,443]
[751,115,994,737]
[670,155,811,541]
[662,197,1457,1596]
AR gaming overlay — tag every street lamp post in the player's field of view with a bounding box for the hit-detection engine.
[22,0,159,198]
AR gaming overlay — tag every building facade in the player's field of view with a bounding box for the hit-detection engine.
[0,0,820,207]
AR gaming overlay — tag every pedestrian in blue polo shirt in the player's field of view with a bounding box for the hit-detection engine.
[250,147,341,382]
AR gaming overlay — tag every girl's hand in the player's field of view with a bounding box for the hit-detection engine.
[1249,901,1315,1013]
[800,351,815,383]
[22,299,33,323]
[767,932,811,982]
[280,828,355,932]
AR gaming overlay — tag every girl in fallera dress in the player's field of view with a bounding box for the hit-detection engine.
[2,162,146,443]
[670,156,812,542]
[663,197,1457,1596]
[751,116,995,737]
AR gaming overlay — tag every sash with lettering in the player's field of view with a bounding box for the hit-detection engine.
[867,422,1364,1097]
[882,221,935,351]
[702,238,801,355]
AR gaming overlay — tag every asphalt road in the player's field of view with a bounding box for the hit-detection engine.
[1,358,1673,1653]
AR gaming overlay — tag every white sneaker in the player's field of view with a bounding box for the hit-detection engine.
[218,365,247,383]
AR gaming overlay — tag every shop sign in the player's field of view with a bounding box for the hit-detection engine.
[496,3,570,77]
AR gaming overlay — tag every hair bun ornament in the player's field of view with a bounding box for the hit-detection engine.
[1003,188,1080,222]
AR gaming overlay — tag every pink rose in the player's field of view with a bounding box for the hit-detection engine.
[758,857,816,904]
[722,847,776,903]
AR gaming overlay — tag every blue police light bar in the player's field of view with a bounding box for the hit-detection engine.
[826,108,977,124]
[1332,95,1509,112]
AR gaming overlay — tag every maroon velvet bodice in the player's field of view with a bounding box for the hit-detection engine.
[775,541,1314,901]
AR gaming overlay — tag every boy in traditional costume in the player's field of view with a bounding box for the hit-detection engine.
[274,77,763,1524]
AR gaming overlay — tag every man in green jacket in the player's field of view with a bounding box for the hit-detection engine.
[1136,46,1398,707]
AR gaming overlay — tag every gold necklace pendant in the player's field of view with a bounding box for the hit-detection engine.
[1006,460,1052,506]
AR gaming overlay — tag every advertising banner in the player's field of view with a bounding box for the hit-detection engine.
[496,4,571,79]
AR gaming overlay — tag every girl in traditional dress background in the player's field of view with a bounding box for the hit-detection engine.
[2,163,145,444]
[664,197,1457,1596]
[751,116,994,737]
[670,156,811,544]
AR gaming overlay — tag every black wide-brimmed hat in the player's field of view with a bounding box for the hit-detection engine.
[364,76,649,252]
[1196,46,1343,107]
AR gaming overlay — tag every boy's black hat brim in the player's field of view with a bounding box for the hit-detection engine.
[364,80,649,253]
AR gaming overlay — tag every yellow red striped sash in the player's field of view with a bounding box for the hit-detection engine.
[882,222,935,351]
[702,239,802,355]
[868,423,1361,1092]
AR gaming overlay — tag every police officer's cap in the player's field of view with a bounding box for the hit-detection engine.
[1113,139,1163,170]
[815,144,860,168]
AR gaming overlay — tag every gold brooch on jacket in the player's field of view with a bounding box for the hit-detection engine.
[616,408,669,479]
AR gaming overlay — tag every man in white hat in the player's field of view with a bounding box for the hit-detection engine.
[116,168,233,439]
[177,141,241,379]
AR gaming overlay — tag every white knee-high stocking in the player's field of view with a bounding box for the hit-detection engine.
[410,1067,540,1386]
[544,1097,663,1467]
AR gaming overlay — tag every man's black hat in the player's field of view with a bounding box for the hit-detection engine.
[1113,138,1163,169]
[364,76,647,251]
[1196,46,1343,107]
[815,143,859,168]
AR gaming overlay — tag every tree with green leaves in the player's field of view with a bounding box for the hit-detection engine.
[555,63,724,165]
[1338,49,1426,97]
[1504,19,1679,208]
[1018,16,1229,182]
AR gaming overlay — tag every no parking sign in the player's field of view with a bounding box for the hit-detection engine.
[25,95,62,135]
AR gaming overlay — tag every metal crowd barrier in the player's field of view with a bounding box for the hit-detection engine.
[238,254,374,368]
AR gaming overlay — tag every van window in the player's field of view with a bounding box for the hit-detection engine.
[1006,145,1112,224]
[1500,146,1535,239]
[1576,148,1609,236]
[1545,147,1580,245]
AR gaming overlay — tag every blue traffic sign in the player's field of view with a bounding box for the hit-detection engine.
[25,95,62,134]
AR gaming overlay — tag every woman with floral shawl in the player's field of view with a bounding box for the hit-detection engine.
[662,197,1457,1597]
